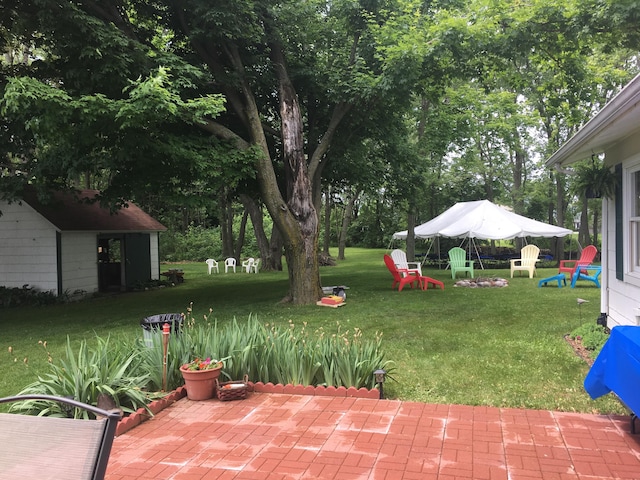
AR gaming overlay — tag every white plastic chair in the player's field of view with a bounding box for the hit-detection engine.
[224,257,236,273]
[250,258,260,273]
[390,249,422,276]
[205,258,219,274]
[242,257,255,273]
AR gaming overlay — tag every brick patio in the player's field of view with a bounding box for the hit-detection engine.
[106,393,640,479]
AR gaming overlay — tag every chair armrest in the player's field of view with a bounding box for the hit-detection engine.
[559,259,576,268]
[397,268,419,276]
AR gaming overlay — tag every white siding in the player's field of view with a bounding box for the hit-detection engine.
[603,137,640,327]
[1,199,162,296]
[60,232,98,295]
[0,201,59,293]
[150,232,160,280]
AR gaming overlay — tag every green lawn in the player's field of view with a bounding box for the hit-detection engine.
[0,248,625,414]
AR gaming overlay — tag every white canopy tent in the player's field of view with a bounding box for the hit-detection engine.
[393,200,572,240]
[392,200,573,268]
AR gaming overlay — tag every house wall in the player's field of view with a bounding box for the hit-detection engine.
[150,232,160,280]
[603,136,640,328]
[0,201,59,293]
[60,231,99,295]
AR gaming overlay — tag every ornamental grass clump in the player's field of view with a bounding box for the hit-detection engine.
[12,336,155,418]
[143,303,394,391]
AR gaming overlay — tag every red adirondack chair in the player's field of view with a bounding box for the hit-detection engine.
[559,245,598,278]
[384,254,421,291]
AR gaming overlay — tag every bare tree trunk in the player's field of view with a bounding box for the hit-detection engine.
[219,189,235,258]
[234,209,249,260]
[579,196,591,246]
[269,44,321,303]
[553,172,567,263]
[323,188,332,255]
[239,194,273,270]
[406,209,416,261]
[338,190,360,260]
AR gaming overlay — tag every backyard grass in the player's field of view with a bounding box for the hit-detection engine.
[0,248,626,415]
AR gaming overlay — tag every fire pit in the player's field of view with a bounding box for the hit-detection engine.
[454,277,508,288]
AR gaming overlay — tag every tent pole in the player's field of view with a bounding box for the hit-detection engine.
[471,238,484,270]
[421,239,434,266]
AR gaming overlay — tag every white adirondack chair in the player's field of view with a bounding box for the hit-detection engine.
[390,249,422,276]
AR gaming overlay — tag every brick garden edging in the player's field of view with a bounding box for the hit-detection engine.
[249,381,381,399]
[115,382,381,436]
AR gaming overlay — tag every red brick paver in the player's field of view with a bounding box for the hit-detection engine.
[106,394,640,479]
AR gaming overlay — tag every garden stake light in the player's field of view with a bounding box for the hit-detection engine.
[374,369,387,399]
[577,298,589,322]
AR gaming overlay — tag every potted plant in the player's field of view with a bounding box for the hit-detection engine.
[179,357,224,401]
[574,159,618,199]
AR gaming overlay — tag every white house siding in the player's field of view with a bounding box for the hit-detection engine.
[60,231,98,295]
[0,201,59,293]
[607,280,640,327]
[603,137,640,328]
[150,232,160,280]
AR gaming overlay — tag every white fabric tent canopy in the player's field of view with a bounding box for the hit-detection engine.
[393,200,572,241]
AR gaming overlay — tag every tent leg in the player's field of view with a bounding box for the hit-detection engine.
[470,238,484,270]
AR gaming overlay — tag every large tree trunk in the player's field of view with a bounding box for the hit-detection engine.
[269,226,284,271]
[268,42,321,303]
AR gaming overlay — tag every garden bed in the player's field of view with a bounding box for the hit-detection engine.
[564,334,595,366]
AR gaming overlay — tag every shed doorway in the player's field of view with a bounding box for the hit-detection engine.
[98,237,123,292]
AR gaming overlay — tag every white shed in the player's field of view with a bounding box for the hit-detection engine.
[546,73,640,328]
[0,189,166,296]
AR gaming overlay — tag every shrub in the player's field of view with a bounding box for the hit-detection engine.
[570,322,609,354]
[0,285,61,308]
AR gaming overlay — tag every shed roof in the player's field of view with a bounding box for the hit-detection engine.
[22,188,167,232]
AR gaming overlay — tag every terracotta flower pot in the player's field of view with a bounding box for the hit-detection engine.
[180,363,223,401]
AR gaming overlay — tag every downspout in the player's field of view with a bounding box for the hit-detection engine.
[600,197,609,327]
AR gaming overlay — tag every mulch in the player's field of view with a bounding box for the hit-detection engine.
[564,334,595,366]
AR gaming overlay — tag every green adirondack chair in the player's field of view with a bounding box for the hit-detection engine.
[448,247,474,279]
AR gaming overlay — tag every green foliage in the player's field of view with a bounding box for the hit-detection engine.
[161,225,224,262]
[13,337,155,417]
[572,159,619,200]
[140,306,394,391]
[570,322,609,354]
[0,248,626,415]
[0,285,61,308]
[160,211,265,261]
